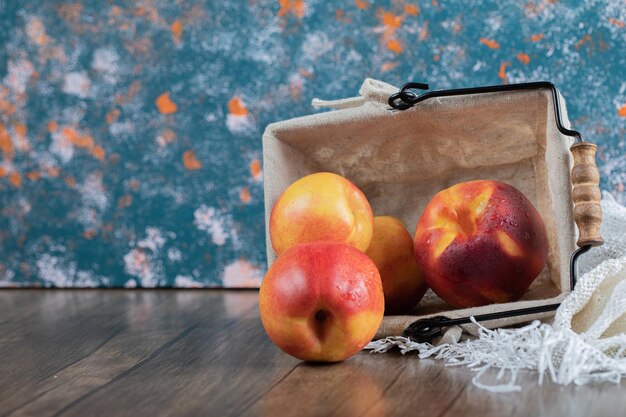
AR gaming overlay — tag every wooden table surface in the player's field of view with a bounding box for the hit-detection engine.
[1,290,624,417]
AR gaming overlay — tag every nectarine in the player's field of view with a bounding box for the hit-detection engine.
[259,242,384,362]
[414,180,548,308]
[269,172,374,255]
[366,216,427,314]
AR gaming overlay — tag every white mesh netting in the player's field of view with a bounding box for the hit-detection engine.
[365,192,626,392]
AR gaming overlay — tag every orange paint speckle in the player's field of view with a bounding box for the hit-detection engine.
[117,195,133,208]
[517,52,530,65]
[57,3,83,23]
[155,92,177,114]
[530,33,544,42]
[26,18,50,46]
[298,68,314,79]
[240,187,251,204]
[404,3,419,16]
[106,108,121,124]
[158,128,177,146]
[83,229,97,240]
[498,61,511,84]
[277,0,305,18]
[171,20,183,44]
[62,127,94,148]
[335,9,351,23]
[386,38,403,54]
[575,34,592,49]
[0,167,5,177]
[45,166,60,177]
[9,172,21,187]
[228,96,248,116]
[480,37,500,49]
[381,62,399,72]
[0,87,16,115]
[14,123,27,138]
[608,18,625,28]
[91,146,106,161]
[26,171,41,181]
[59,127,105,161]
[381,11,403,36]
[433,53,440,62]
[618,105,626,117]
[115,80,141,105]
[0,123,14,161]
[249,159,262,181]
[0,98,15,115]
[64,176,77,188]
[183,150,203,170]
[47,121,58,132]
[355,0,368,10]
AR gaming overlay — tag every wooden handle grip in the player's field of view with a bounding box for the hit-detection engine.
[570,142,604,247]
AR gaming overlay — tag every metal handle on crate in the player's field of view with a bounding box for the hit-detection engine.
[570,142,604,247]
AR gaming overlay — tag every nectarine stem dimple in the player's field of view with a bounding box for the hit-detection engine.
[315,310,328,323]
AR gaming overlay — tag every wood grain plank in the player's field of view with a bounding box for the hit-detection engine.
[1,290,625,417]
[0,291,128,412]
[48,293,300,417]
[5,328,182,417]
[0,290,243,416]
[247,352,407,417]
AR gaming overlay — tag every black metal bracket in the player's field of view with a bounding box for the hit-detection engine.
[388,81,583,143]
[390,81,594,342]
[403,246,591,342]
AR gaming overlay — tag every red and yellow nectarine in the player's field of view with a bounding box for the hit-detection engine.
[414,180,548,308]
[269,172,374,256]
[259,242,384,362]
[366,216,427,314]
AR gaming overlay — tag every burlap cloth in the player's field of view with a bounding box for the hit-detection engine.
[263,78,576,338]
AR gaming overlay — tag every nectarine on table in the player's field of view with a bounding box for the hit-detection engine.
[269,172,373,255]
[259,242,384,362]
[414,180,548,308]
[366,216,427,314]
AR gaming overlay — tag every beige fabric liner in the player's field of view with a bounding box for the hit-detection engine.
[262,80,577,337]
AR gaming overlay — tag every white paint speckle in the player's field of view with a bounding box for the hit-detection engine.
[174,275,203,288]
[194,205,229,246]
[91,47,120,83]
[226,113,254,135]
[50,130,74,163]
[4,59,35,95]
[80,173,109,211]
[123,248,157,287]
[63,71,91,98]
[124,279,137,288]
[302,32,334,61]
[36,254,106,287]
[167,247,182,262]
[222,259,262,288]
[37,254,76,287]
[137,227,166,253]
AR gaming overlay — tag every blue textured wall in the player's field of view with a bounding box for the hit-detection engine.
[0,1,624,287]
